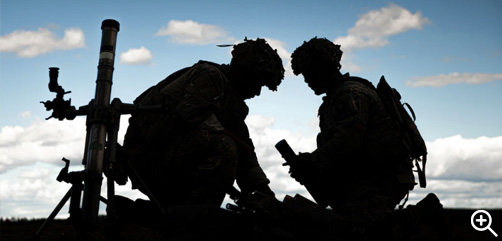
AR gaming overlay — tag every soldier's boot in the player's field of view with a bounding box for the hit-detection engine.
[112,195,163,231]
[107,195,135,235]
[406,193,453,240]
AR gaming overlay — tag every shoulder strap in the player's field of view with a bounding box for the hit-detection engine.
[133,66,192,104]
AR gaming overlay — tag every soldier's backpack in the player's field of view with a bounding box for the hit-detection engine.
[376,76,428,188]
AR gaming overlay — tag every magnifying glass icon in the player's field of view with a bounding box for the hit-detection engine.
[471,210,498,237]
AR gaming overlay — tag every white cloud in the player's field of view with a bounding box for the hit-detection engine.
[331,4,429,73]
[120,46,153,65]
[409,179,502,209]
[0,27,85,58]
[0,118,86,172]
[0,115,130,173]
[390,135,502,208]
[425,135,502,181]
[221,37,294,76]
[265,39,289,62]
[406,73,502,87]
[265,38,294,77]
[340,55,362,73]
[334,4,430,53]
[0,162,147,218]
[0,115,139,218]
[2,114,501,217]
[245,114,317,197]
[155,21,292,75]
[156,20,235,45]
[246,115,275,133]
[247,116,502,208]
[18,168,50,179]
[0,163,71,218]
[21,111,31,118]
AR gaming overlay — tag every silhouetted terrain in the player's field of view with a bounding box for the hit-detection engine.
[1,209,500,241]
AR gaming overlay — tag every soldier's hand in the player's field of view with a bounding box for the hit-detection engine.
[254,183,276,198]
[283,152,314,185]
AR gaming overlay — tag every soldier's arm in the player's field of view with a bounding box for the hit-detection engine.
[232,122,273,196]
[312,84,371,164]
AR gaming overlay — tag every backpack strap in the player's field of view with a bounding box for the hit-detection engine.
[377,76,427,188]
[403,102,416,121]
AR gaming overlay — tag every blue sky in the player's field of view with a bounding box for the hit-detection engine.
[1,0,501,218]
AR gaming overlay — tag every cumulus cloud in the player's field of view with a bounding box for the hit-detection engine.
[406,73,502,87]
[2,114,502,217]
[0,115,130,173]
[0,118,86,172]
[156,20,293,74]
[0,27,85,58]
[18,168,50,179]
[265,38,294,77]
[425,135,502,181]
[245,115,317,198]
[21,111,31,118]
[156,20,235,45]
[0,163,147,218]
[216,37,294,76]
[248,117,502,207]
[0,115,137,218]
[120,46,153,65]
[340,55,362,73]
[409,179,502,209]
[333,4,429,73]
[334,4,430,53]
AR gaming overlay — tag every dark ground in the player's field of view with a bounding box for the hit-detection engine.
[1,209,500,241]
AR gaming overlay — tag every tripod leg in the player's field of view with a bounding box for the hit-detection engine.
[33,187,72,240]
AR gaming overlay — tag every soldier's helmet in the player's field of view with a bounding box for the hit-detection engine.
[230,38,285,91]
[291,37,343,76]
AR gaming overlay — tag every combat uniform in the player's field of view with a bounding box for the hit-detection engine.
[123,61,270,207]
[311,73,415,226]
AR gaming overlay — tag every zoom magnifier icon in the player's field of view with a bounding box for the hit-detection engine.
[471,210,498,237]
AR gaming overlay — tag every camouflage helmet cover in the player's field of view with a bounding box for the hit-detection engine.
[230,38,285,91]
[291,37,343,76]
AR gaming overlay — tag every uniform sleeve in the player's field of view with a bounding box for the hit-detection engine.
[312,83,371,164]
[233,123,271,192]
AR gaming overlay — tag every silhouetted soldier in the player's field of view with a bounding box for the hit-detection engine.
[113,38,284,235]
[287,37,448,239]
